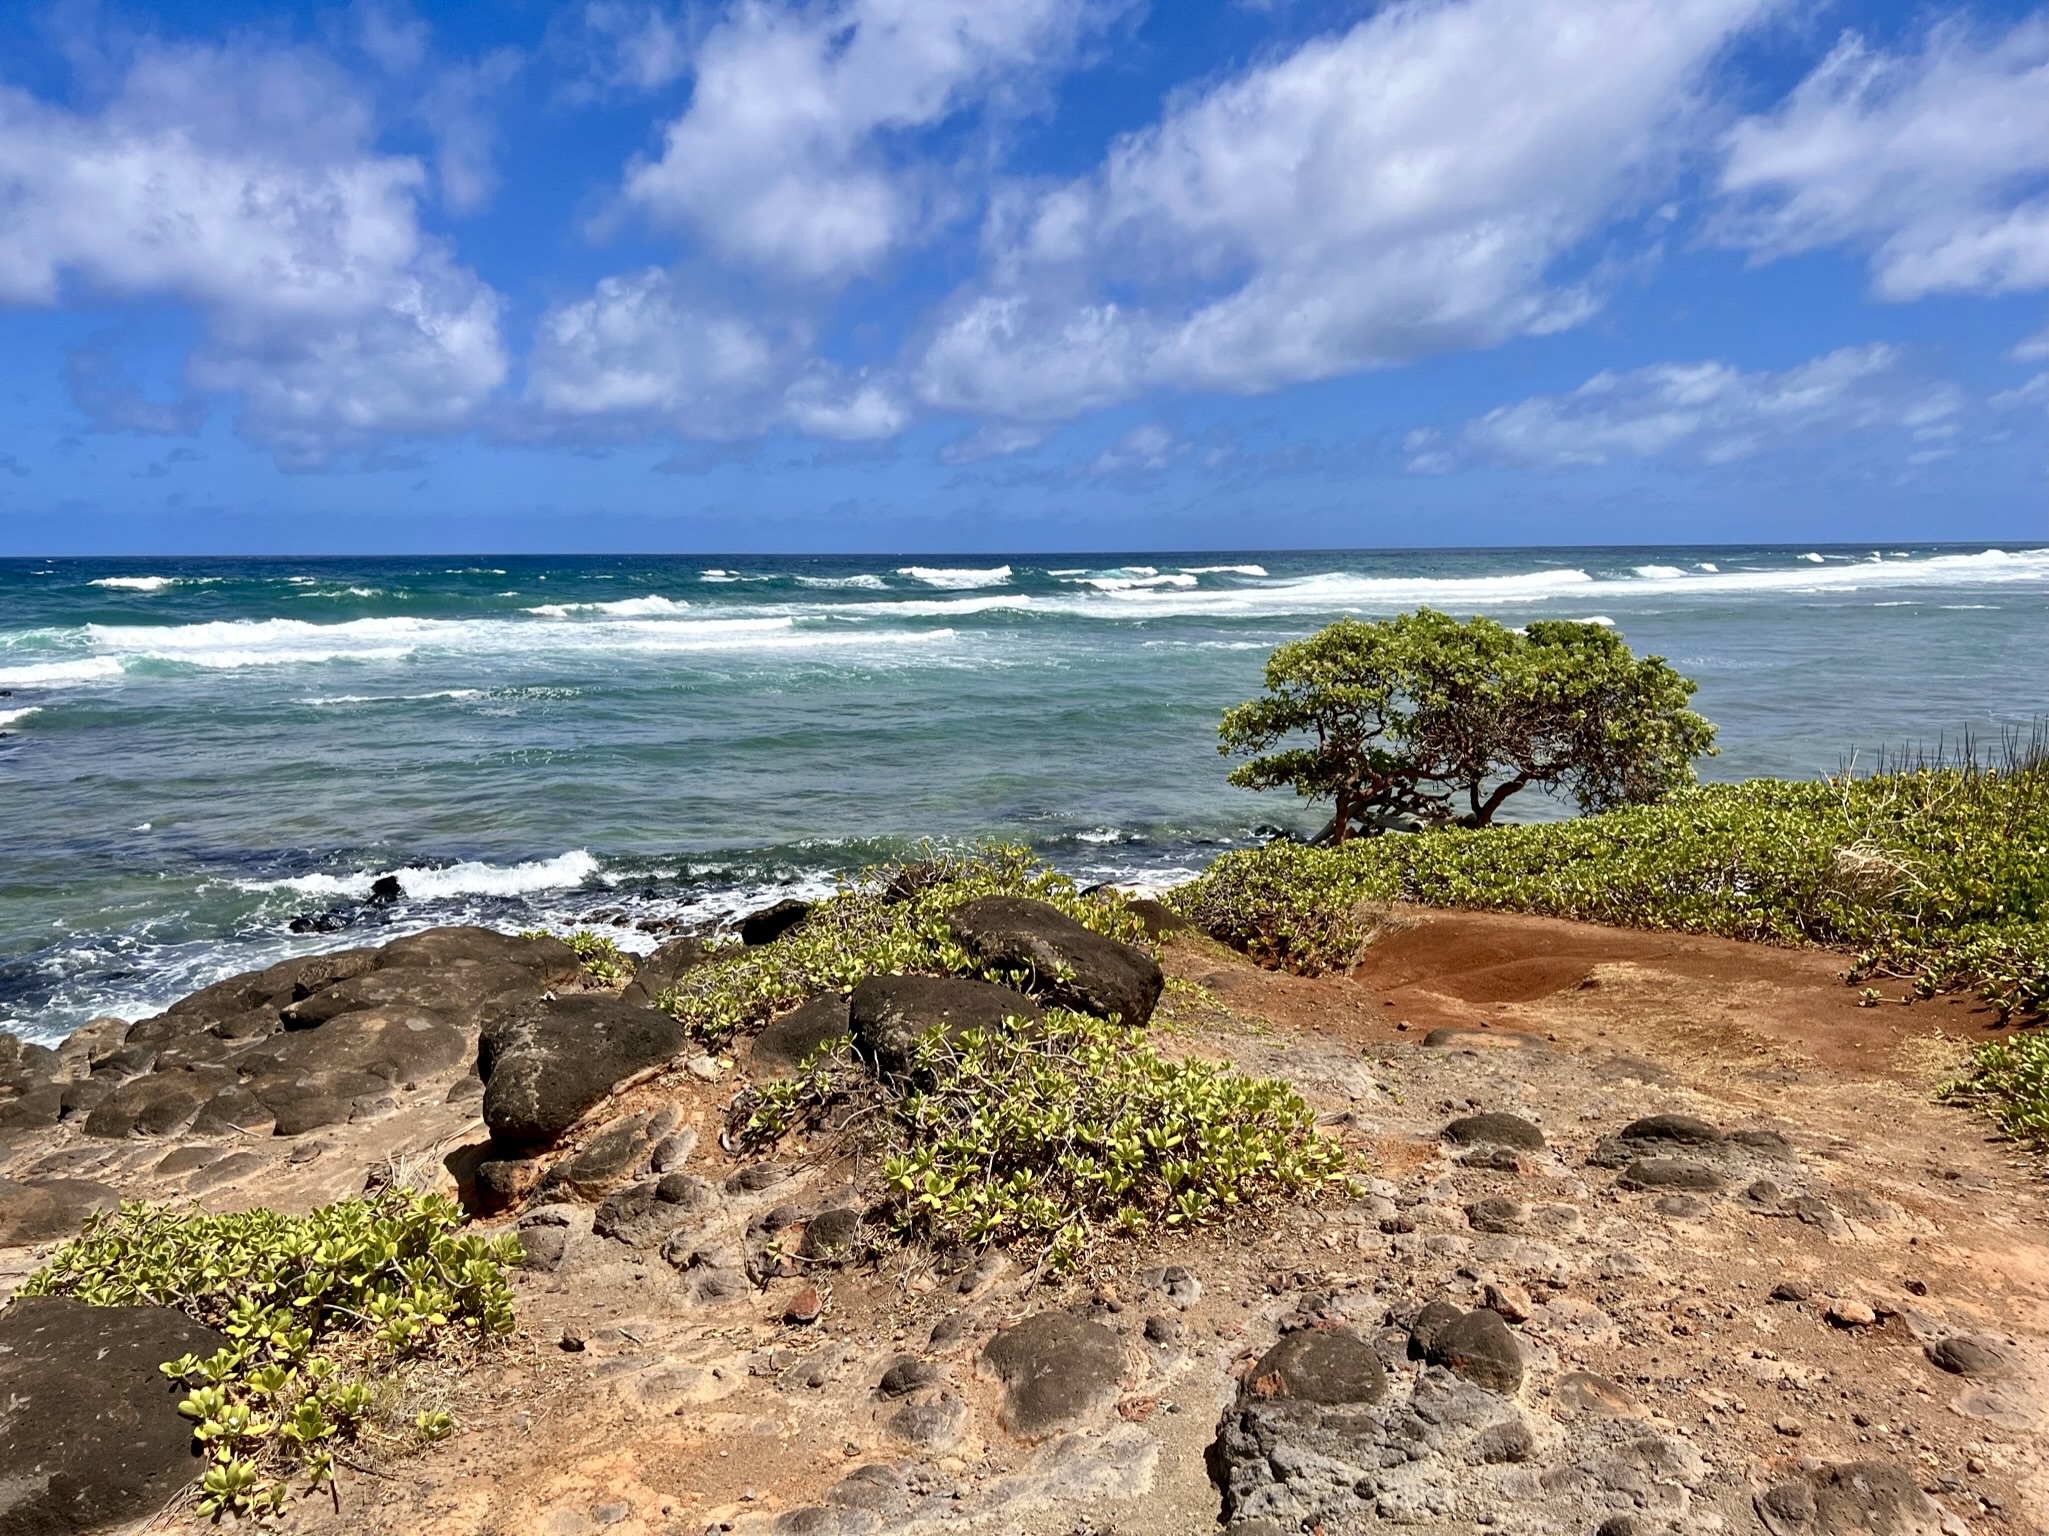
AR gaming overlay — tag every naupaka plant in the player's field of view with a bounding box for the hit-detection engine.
[23,1190,521,1519]
[728,1009,1352,1274]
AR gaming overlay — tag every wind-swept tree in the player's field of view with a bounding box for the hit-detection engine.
[1218,610,1716,841]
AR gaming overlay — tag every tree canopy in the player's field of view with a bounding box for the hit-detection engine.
[1218,610,1716,840]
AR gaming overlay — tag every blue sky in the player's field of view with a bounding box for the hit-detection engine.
[0,0,2042,553]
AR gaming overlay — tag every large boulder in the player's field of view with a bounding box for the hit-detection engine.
[946,896,1162,1024]
[847,975,1042,1080]
[980,1312,1125,1439]
[480,996,686,1152]
[1241,1326,1389,1407]
[750,994,851,1078]
[1209,1354,1530,1531]
[0,1296,228,1535]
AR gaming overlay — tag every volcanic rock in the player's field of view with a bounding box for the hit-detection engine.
[946,895,1163,1024]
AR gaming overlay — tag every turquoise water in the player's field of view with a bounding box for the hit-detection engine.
[2,544,2044,1042]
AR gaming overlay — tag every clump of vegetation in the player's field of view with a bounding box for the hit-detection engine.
[1941,1028,2049,1152]
[24,1191,520,1519]
[1177,752,2049,1021]
[521,927,630,986]
[728,1012,1349,1274]
[1219,610,1713,840]
[658,845,1149,1046]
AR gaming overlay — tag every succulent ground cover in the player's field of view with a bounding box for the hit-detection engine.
[655,845,1148,1046]
[728,1011,1350,1274]
[1942,1027,2049,1152]
[22,1191,521,1518]
[1177,752,2049,1146]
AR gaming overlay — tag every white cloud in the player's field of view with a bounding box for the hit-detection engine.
[1426,344,1964,469]
[2012,328,2049,364]
[420,48,523,215]
[524,267,905,440]
[1089,422,1184,474]
[1718,17,2048,299]
[566,3,698,94]
[623,0,1106,285]
[0,44,506,464]
[915,0,1772,421]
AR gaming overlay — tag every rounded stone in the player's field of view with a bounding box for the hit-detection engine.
[1242,1327,1388,1408]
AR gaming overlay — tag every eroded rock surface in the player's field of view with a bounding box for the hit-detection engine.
[0,1296,228,1536]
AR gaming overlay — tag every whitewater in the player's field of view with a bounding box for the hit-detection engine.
[1,543,2043,1041]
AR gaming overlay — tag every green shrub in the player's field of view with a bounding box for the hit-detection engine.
[658,845,1150,1046]
[520,927,629,987]
[726,1011,1350,1274]
[1174,762,2049,1019]
[1940,1028,2049,1152]
[23,1191,521,1519]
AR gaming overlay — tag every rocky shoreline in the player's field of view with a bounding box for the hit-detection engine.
[0,894,2042,1536]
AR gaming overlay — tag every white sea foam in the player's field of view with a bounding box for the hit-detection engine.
[1575,616,1617,627]
[1799,552,1826,563]
[0,706,40,727]
[1025,548,2048,619]
[896,564,1012,589]
[526,596,691,618]
[0,656,125,686]
[246,849,601,901]
[1633,565,1688,579]
[813,597,1026,620]
[90,576,178,591]
[56,612,957,674]
[1072,572,1199,591]
[797,574,889,589]
[1698,563,1719,572]
[1178,564,1269,576]
[301,690,485,706]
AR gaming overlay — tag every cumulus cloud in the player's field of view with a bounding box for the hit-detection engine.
[624,0,1108,285]
[563,3,698,95]
[914,0,1772,422]
[0,43,506,465]
[1718,17,2048,299]
[1412,344,1964,470]
[523,266,906,440]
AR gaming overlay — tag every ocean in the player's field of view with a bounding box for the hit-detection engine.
[2,544,2044,1045]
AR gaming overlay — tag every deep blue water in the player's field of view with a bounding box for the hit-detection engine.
[2,543,2044,1043]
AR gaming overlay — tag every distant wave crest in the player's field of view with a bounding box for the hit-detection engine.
[897,565,1012,589]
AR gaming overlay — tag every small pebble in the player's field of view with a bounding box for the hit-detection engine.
[559,1328,586,1352]
[1826,1297,1878,1328]
[1770,1279,1811,1302]
[1967,1456,1987,1474]
[686,1054,720,1082]
[1776,1418,1804,1438]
